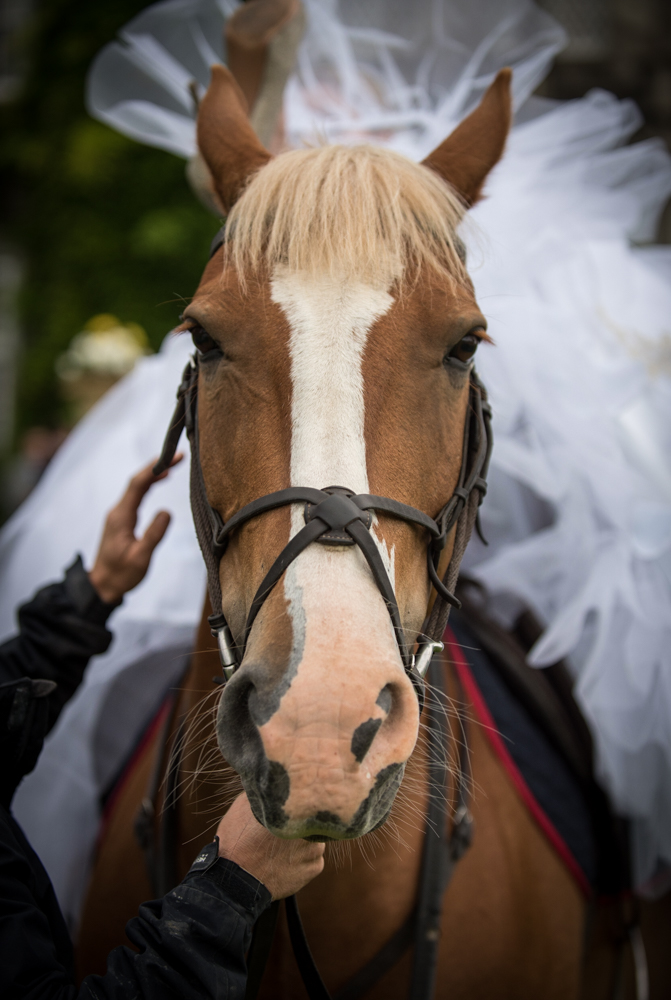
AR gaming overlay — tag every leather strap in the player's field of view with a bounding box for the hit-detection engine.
[210,225,226,258]
[153,354,492,686]
[424,372,492,645]
[351,494,441,536]
[242,517,326,650]
[153,362,194,476]
[245,900,281,1000]
[214,486,328,553]
[216,489,442,555]
[230,491,417,669]
[347,517,409,663]
[331,909,416,1000]
[285,894,332,1000]
[133,696,177,896]
[409,654,471,996]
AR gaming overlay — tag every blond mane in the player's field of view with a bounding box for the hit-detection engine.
[224,144,467,289]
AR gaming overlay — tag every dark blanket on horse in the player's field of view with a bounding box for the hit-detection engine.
[448,614,596,895]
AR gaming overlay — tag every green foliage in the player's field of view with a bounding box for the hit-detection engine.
[0,0,219,433]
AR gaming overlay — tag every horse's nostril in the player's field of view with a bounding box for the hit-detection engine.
[376,684,393,715]
[351,717,383,763]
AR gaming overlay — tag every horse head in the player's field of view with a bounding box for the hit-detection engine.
[181,65,511,840]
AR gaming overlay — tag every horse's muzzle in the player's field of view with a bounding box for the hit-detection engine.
[215,658,414,838]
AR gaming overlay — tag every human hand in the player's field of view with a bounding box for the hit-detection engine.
[216,793,325,900]
[89,455,183,604]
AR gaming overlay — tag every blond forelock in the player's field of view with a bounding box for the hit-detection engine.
[224,144,467,289]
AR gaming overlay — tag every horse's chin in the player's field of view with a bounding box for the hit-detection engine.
[242,762,404,840]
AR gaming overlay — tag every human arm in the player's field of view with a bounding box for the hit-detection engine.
[80,795,324,1000]
[1,792,323,1000]
[0,458,180,806]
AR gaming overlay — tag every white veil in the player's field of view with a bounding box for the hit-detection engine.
[4,0,671,924]
[87,0,565,157]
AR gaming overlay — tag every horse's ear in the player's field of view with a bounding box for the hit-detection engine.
[422,68,512,207]
[197,64,272,213]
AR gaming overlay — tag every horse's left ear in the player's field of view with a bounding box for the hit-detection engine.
[422,68,512,207]
[197,64,272,213]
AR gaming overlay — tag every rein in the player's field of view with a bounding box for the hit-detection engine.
[154,352,492,697]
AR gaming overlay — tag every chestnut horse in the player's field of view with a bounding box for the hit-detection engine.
[77,67,595,996]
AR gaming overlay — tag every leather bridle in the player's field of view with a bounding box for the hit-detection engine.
[148,242,491,1000]
[154,348,492,700]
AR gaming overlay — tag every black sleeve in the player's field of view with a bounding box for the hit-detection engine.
[0,555,117,718]
[81,842,271,1000]
[0,557,119,806]
[0,825,270,1000]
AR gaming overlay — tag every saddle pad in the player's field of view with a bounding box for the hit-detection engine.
[447,616,595,896]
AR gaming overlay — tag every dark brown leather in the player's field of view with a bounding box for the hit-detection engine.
[154,356,493,690]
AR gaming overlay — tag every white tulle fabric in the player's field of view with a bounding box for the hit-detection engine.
[2,335,204,925]
[3,0,671,923]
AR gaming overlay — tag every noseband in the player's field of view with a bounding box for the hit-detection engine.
[154,350,492,698]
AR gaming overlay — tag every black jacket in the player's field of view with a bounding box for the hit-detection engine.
[0,557,117,808]
[0,559,271,999]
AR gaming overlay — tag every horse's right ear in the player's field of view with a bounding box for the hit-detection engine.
[422,68,512,207]
[197,64,272,213]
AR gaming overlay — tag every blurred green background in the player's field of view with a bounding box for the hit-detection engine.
[0,0,218,443]
[0,0,669,517]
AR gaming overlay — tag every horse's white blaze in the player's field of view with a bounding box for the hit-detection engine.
[266,269,409,823]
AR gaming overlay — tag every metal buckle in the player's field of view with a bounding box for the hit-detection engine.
[208,613,237,681]
[412,639,444,679]
[450,804,474,861]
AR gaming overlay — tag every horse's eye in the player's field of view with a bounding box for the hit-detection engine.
[448,331,482,365]
[190,324,221,357]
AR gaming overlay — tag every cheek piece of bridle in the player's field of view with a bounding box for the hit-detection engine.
[154,349,492,704]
